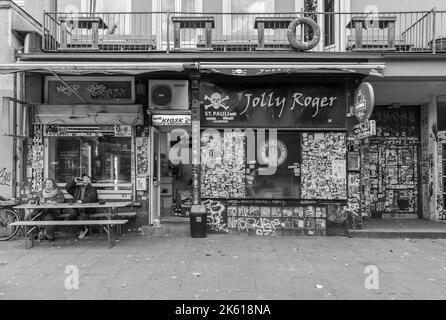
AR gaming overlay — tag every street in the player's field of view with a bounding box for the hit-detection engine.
[1,234,446,300]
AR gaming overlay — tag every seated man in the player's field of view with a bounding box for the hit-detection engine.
[64,174,98,239]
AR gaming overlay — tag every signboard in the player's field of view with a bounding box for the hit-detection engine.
[200,82,347,128]
[45,76,135,104]
[354,120,377,139]
[152,115,191,126]
[353,82,375,123]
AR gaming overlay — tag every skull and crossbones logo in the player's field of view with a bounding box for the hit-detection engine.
[204,92,230,110]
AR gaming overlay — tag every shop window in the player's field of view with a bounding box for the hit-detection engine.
[47,136,132,185]
[200,130,346,200]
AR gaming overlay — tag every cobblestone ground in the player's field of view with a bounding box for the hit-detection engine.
[1,234,446,300]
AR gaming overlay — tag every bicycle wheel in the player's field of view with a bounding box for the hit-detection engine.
[0,208,20,241]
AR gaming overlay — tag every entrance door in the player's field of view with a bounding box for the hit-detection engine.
[150,127,161,224]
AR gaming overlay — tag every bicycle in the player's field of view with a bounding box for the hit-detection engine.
[0,200,21,241]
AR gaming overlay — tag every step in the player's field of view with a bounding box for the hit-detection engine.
[348,229,446,239]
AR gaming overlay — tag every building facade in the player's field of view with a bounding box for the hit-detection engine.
[1,0,446,236]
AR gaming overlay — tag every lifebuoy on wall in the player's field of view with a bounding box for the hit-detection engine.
[287,17,321,51]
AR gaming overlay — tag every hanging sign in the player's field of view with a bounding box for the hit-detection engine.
[353,82,375,123]
[200,82,347,128]
[152,115,191,126]
[354,120,376,139]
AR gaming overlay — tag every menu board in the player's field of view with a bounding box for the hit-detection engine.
[301,132,347,200]
[200,131,246,198]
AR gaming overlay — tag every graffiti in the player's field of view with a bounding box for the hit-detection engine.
[227,216,281,236]
[56,84,80,96]
[0,168,11,186]
[327,206,347,224]
[203,199,228,233]
[87,84,126,99]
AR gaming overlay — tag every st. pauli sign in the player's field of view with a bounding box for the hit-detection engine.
[353,82,375,123]
[200,82,347,128]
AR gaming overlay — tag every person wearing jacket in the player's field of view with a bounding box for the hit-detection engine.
[25,178,65,242]
[65,174,98,239]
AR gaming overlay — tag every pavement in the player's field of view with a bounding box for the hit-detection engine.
[1,233,446,300]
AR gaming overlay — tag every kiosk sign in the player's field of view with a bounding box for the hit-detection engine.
[353,82,375,123]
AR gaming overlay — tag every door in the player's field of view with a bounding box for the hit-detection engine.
[150,126,161,224]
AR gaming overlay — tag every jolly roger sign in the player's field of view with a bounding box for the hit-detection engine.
[200,82,347,128]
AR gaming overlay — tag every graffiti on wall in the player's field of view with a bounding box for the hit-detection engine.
[227,216,281,236]
[203,199,229,233]
[0,168,12,186]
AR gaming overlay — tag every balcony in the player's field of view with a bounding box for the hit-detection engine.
[42,10,446,54]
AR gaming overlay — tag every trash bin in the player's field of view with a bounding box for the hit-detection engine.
[189,204,207,238]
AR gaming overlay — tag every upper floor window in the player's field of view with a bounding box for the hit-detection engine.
[324,0,335,46]
[223,0,274,36]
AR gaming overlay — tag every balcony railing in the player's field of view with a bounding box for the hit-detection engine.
[42,10,446,53]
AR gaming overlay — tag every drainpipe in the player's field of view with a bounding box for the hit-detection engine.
[432,7,437,55]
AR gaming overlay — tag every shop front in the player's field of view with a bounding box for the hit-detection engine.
[28,76,146,224]
[199,77,358,236]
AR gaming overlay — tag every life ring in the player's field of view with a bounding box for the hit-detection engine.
[287,17,321,51]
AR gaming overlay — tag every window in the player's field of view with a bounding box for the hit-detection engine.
[48,136,132,185]
[247,131,301,199]
[324,0,335,46]
[222,0,274,36]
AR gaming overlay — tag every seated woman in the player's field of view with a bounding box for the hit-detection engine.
[26,178,65,242]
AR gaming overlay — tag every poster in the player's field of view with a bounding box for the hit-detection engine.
[332,160,346,180]
[136,177,147,191]
[136,137,150,176]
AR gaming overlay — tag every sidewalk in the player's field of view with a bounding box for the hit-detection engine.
[1,233,446,300]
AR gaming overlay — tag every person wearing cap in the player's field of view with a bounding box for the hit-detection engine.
[64,174,98,239]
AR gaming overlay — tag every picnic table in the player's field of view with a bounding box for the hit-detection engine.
[58,16,108,50]
[12,201,133,248]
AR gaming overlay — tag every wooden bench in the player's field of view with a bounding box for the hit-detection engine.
[172,16,215,50]
[347,16,397,51]
[9,220,127,249]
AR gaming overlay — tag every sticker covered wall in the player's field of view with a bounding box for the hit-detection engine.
[301,132,347,200]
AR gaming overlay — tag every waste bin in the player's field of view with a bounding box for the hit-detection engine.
[189,204,207,238]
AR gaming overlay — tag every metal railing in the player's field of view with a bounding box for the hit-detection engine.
[43,10,446,53]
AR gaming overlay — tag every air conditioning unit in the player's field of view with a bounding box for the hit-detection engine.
[148,80,189,110]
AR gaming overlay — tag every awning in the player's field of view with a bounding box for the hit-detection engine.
[199,62,386,77]
[0,62,192,75]
[0,61,385,77]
